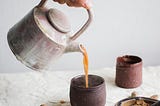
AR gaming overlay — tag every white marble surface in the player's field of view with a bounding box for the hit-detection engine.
[0,66,160,106]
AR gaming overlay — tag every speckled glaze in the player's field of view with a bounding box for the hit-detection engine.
[115,55,142,88]
[115,97,158,106]
[70,75,106,106]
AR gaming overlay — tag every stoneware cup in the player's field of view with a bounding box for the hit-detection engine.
[115,97,158,106]
[115,55,143,88]
[70,75,106,106]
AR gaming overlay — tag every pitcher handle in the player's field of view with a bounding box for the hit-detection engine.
[37,0,93,41]
[70,9,93,41]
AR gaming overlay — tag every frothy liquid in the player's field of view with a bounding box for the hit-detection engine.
[81,45,89,88]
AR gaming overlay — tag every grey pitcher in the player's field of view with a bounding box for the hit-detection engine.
[7,0,93,71]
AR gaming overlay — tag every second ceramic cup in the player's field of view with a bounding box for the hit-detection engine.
[70,75,106,106]
[115,55,143,88]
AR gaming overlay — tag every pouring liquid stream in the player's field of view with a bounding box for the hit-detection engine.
[81,45,89,88]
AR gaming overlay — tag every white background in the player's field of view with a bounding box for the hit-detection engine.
[0,0,160,72]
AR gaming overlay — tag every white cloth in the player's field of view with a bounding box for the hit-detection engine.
[0,66,160,106]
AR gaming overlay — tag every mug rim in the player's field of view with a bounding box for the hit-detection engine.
[116,55,142,67]
[70,74,105,90]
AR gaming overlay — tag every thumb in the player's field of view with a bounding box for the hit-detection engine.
[84,0,93,9]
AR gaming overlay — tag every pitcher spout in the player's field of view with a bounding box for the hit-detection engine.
[64,42,83,53]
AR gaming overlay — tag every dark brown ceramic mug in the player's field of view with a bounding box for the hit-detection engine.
[115,55,142,88]
[70,75,106,106]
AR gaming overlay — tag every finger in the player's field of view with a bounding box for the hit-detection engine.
[59,0,66,4]
[53,0,66,4]
[66,0,81,7]
[78,0,92,9]
[66,0,92,9]
[84,0,92,9]
[66,2,80,7]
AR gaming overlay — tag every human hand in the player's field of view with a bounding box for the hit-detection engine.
[53,0,92,9]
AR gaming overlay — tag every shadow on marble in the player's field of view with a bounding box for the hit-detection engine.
[104,75,117,87]
[41,101,71,106]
